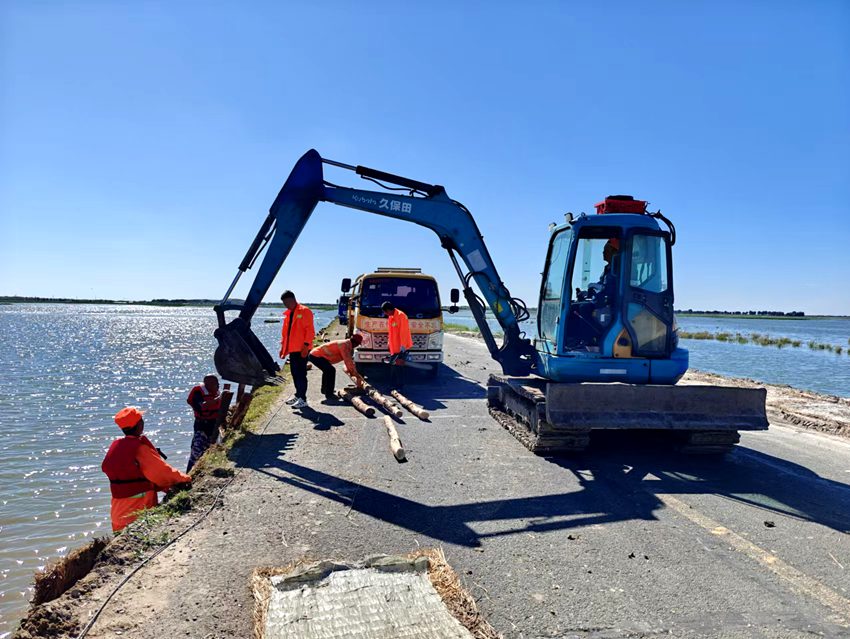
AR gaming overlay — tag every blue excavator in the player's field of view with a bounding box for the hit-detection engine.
[213,149,767,454]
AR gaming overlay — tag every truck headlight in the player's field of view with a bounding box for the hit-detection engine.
[427,332,443,350]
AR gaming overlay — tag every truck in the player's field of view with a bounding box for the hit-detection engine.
[340,268,454,377]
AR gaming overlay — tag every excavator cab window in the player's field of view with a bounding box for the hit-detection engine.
[539,228,572,344]
[624,232,674,356]
[563,227,623,352]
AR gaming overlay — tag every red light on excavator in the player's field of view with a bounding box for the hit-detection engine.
[594,195,647,215]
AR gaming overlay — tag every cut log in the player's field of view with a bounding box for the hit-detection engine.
[390,390,430,421]
[361,383,404,419]
[215,390,234,440]
[383,415,406,462]
[336,388,376,418]
[230,392,254,428]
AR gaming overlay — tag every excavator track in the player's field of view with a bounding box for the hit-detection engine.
[487,374,767,455]
[487,376,591,453]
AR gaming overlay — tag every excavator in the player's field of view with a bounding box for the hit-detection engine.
[213,149,767,454]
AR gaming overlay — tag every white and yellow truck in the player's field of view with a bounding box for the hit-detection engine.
[341,268,458,377]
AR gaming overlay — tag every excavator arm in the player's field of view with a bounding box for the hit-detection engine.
[214,149,535,386]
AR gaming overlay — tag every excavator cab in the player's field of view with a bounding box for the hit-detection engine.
[534,196,685,384]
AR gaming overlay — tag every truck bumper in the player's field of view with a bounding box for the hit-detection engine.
[354,350,443,363]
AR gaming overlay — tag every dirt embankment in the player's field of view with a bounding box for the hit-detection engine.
[682,369,850,440]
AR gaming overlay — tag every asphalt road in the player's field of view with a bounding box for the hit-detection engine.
[88,332,850,639]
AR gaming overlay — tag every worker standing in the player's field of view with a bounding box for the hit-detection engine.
[101,407,191,532]
[309,334,365,401]
[279,290,315,408]
[382,301,413,387]
[185,374,222,472]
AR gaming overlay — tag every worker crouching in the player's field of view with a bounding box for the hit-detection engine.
[308,334,365,401]
[101,407,192,532]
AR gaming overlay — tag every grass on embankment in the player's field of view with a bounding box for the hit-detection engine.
[679,330,848,355]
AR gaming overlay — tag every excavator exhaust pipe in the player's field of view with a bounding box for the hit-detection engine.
[214,318,280,387]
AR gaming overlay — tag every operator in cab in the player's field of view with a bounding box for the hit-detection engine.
[101,407,191,532]
[308,334,366,401]
[185,374,222,472]
[588,238,620,302]
[279,290,315,409]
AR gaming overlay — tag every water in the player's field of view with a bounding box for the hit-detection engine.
[0,304,335,635]
[447,310,850,397]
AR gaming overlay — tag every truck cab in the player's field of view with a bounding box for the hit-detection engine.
[342,268,445,376]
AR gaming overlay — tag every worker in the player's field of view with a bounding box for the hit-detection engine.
[308,334,366,401]
[279,290,315,409]
[382,301,413,387]
[185,374,222,472]
[101,406,191,532]
[592,238,620,301]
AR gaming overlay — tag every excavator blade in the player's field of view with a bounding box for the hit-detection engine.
[214,318,280,387]
[487,374,768,455]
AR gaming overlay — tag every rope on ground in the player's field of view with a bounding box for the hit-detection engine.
[74,396,288,639]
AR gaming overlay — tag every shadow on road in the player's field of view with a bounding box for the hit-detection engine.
[238,431,850,548]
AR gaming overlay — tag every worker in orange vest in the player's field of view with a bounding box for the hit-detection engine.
[309,334,365,400]
[382,301,413,387]
[279,290,315,409]
[185,374,222,472]
[101,407,191,532]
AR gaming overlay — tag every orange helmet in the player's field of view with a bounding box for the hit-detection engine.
[114,406,144,429]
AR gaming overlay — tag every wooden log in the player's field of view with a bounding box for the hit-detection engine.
[390,390,430,421]
[236,383,246,403]
[215,390,234,440]
[230,392,254,428]
[336,388,376,418]
[365,387,404,419]
[383,415,406,462]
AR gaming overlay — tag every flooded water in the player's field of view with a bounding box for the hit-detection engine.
[0,304,335,635]
[448,310,850,397]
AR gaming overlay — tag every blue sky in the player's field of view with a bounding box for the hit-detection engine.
[1,1,848,314]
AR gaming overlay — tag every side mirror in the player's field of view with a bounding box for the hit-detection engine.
[341,278,351,293]
[450,288,460,304]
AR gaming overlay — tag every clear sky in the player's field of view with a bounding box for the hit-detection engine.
[1,1,848,314]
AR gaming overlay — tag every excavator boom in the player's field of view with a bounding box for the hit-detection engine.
[213,149,534,386]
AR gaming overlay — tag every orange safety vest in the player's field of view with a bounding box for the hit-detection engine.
[387,309,413,355]
[280,304,316,356]
[310,339,355,367]
[187,385,221,421]
[102,436,157,499]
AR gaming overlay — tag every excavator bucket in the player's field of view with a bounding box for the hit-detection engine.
[487,375,768,454]
[214,318,280,387]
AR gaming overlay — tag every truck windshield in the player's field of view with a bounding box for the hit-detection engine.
[360,277,441,318]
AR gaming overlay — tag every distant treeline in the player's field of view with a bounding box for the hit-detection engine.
[676,309,806,317]
[0,296,335,309]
